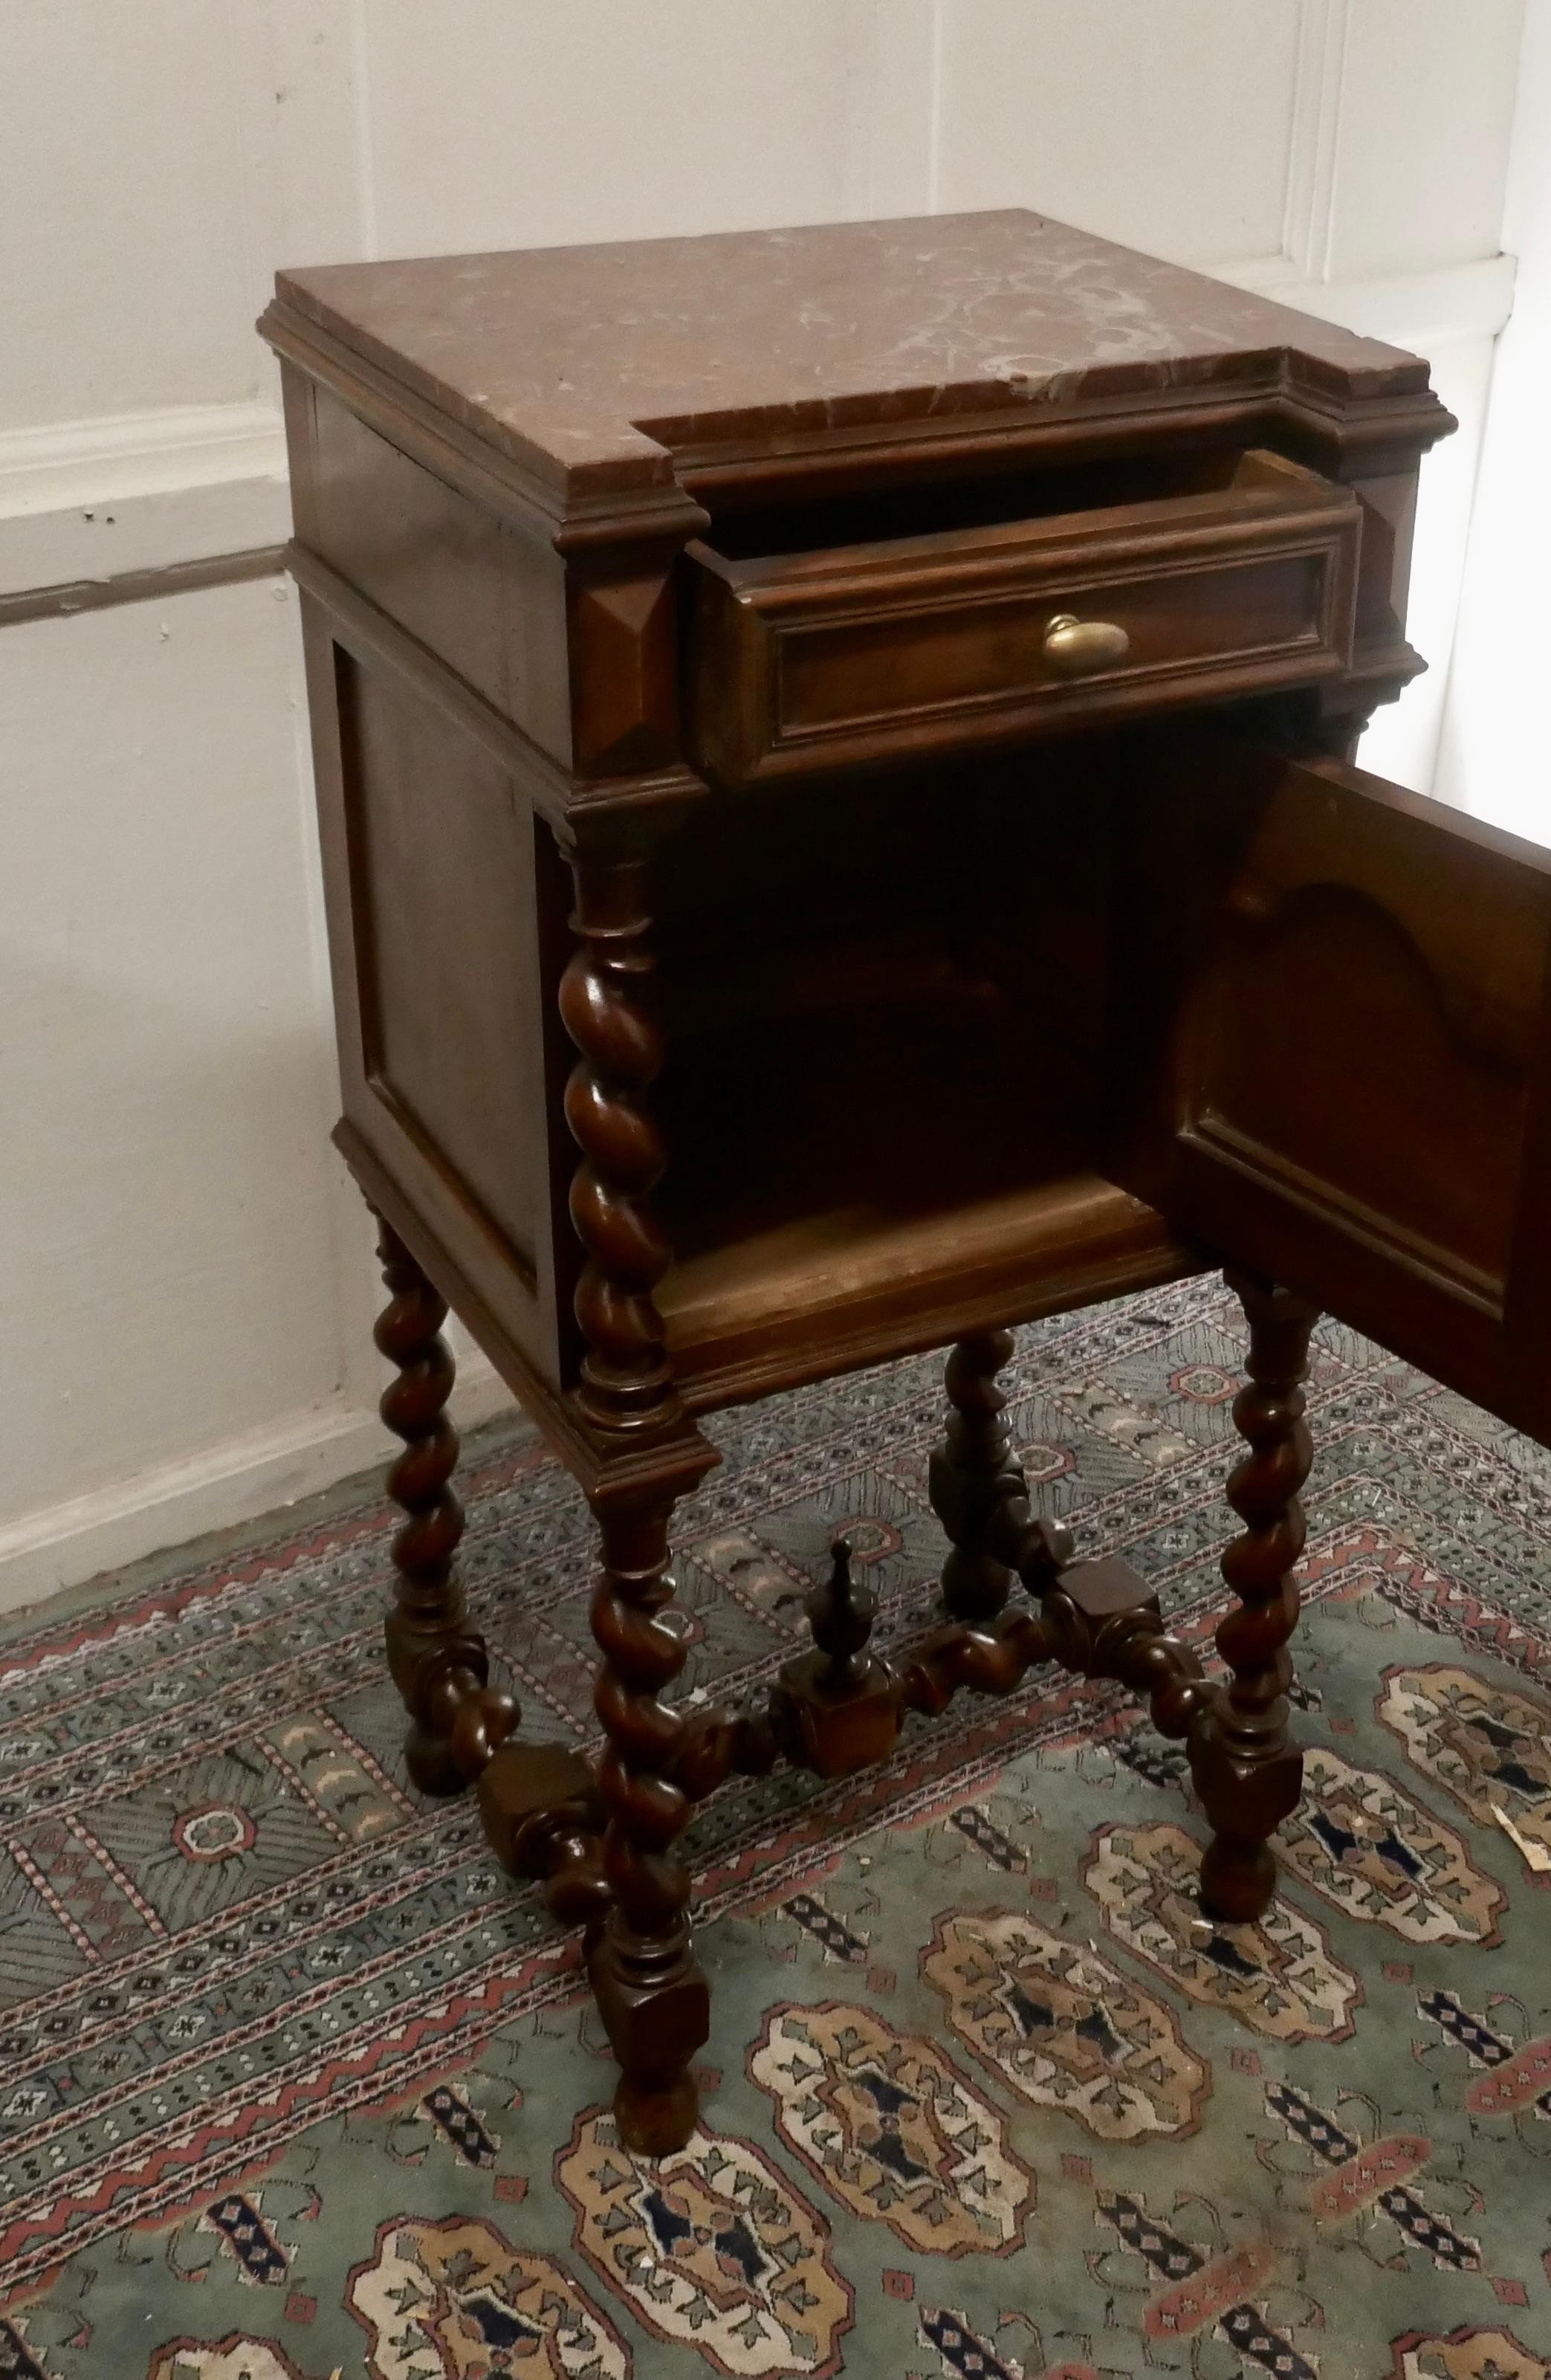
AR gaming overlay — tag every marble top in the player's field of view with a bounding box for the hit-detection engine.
[272,209,1431,503]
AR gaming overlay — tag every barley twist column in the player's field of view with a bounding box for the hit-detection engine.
[930,1330,1029,1622]
[557,853,679,1432]
[373,1218,519,1794]
[587,1493,705,2152]
[559,843,707,2153]
[1190,1270,1318,1921]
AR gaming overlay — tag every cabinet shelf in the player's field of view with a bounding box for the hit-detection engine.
[661,1167,1196,1409]
[652,986,1196,1406]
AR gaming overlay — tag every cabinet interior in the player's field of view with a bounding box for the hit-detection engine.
[696,439,1275,563]
[639,736,1190,1395]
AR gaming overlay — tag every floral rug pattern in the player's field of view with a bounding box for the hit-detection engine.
[1,1275,1550,2377]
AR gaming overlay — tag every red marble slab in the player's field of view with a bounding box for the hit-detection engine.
[271,208,1431,502]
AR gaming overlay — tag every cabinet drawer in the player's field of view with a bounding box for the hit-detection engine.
[687,450,1361,789]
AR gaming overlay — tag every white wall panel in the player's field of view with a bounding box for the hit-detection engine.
[933,0,1306,266]
[362,0,876,260]
[0,581,343,1513]
[1,4,260,427]
[1324,0,1524,279]
[231,1,369,330]
[0,1,366,439]
[1432,1,1551,838]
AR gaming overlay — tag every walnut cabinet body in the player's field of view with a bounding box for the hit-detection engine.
[262,210,1550,2151]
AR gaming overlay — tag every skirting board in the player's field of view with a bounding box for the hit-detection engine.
[0,1356,521,1623]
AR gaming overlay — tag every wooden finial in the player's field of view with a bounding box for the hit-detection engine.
[806,1535,876,1692]
[772,1533,898,1779]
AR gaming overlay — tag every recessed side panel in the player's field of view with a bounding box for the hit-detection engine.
[335,645,544,1280]
[296,623,567,1397]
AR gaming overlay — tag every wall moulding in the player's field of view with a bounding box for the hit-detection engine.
[1280,0,1350,284]
[1225,250,1517,346]
[0,399,290,602]
[0,547,287,632]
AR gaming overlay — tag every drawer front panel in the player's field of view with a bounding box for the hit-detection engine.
[688,457,1361,787]
[780,549,1337,735]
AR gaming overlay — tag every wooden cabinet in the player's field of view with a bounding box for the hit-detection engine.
[262,207,1520,2156]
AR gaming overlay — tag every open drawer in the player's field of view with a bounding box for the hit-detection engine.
[686,450,1361,788]
[1105,733,1551,1443]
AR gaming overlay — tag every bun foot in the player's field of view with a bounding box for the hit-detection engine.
[1199,1832,1278,1924]
[615,2069,700,2156]
[407,1675,520,1797]
[590,1912,709,2161]
[406,1724,466,1797]
[477,1740,602,1874]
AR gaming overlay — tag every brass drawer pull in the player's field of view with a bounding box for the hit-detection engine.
[1043,612,1130,675]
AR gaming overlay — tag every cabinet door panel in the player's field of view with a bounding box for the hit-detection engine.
[1107,735,1551,1440]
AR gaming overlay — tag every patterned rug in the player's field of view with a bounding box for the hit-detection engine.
[2,1275,1550,2380]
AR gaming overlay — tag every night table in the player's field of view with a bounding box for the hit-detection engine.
[260,210,1551,2153]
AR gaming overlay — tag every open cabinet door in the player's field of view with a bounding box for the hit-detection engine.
[1106,734,1551,1443]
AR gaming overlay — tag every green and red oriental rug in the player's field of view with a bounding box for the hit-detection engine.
[1,1276,1549,2378]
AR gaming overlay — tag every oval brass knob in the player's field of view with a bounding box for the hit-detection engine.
[1043,612,1130,675]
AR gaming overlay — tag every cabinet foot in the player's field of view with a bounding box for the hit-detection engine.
[592,1921,710,2154]
[1199,1830,1280,1924]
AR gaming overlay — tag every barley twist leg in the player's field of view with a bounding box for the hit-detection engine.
[1190,1271,1318,1921]
[373,1215,519,1794]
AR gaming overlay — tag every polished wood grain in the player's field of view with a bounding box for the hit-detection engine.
[660,1172,1201,1411]
[260,206,1541,2156]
